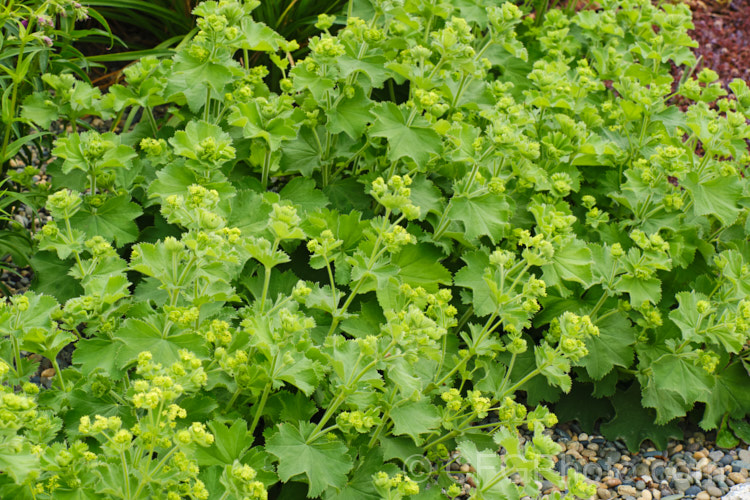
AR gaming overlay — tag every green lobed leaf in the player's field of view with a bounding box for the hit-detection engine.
[368,102,443,168]
[580,312,637,380]
[70,194,143,246]
[266,422,354,498]
[600,383,683,452]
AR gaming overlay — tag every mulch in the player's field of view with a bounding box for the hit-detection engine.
[687,0,750,85]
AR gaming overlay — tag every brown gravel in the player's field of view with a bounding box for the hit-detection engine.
[686,0,750,84]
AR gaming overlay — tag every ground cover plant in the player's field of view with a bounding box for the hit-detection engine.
[1,0,750,498]
[0,0,94,176]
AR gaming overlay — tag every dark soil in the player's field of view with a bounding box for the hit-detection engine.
[686,0,750,84]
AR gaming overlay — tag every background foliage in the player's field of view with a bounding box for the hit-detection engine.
[1,0,750,497]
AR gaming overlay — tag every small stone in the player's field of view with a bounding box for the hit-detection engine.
[728,473,746,484]
[640,490,652,500]
[706,486,722,497]
[691,471,703,483]
[671,444,684,454]
[41,368,55,378]
[651,488,661,500]
[703,464,716,475]
[597,488,611,499]
[721,455,735,466]
[568,441,583,453]
[701,479,716,489]
[653,466,667,481]
[636,464,651,476]
[684,485,702,496]
[585,463,603,479]
[582,449,598,459]
[695,492,709,500]
[580,433,589,441]
[636,480,646,491]
[604,477,622,488]
[708,451,724,462]
[605,450,622,464]
[618,485,638,497]
[739,450,750,463]
[460,464,471,473]
[673,477,691,492]
[696,458,710,470]
[588,443,600,451]
[694,451,707,460]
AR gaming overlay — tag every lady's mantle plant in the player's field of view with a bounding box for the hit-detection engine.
[2,0,750,497]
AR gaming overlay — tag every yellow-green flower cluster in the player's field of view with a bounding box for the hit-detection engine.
[546,312,599,361]
[310,34,346,59]
[372,472,420,496]
[526,405,558,431]
[447,483,463,498]
[696,350,720,374]
[162,185,228,231]
[167,306,200,328]
[201,319,234,346]
[382,304,446,351]
[84,235,116,259]
[336,409,382,434]
[269,203,305,241]
[0,387,38,432]
[195,136,236,164]
[46,189,82,219]
[173,422,215,447]
[441,388,463,412]
[307,229,343,264]
[497,396,528,424]
[467,390,492,419]
[630,229,669,253]
[140,138,169,158]
[132,350,207,409]
[214,347,252,385]
[414,88,447,117]
[382,224,416,253]
[221,460,268,500]
[370,175,421,220]
[515,230,555,265]
[635,301,664,329]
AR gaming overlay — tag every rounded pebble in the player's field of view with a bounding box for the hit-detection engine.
[685,485,702,496]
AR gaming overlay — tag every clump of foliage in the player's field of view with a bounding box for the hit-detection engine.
[0,0,94,174]
[1,0,750,497]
